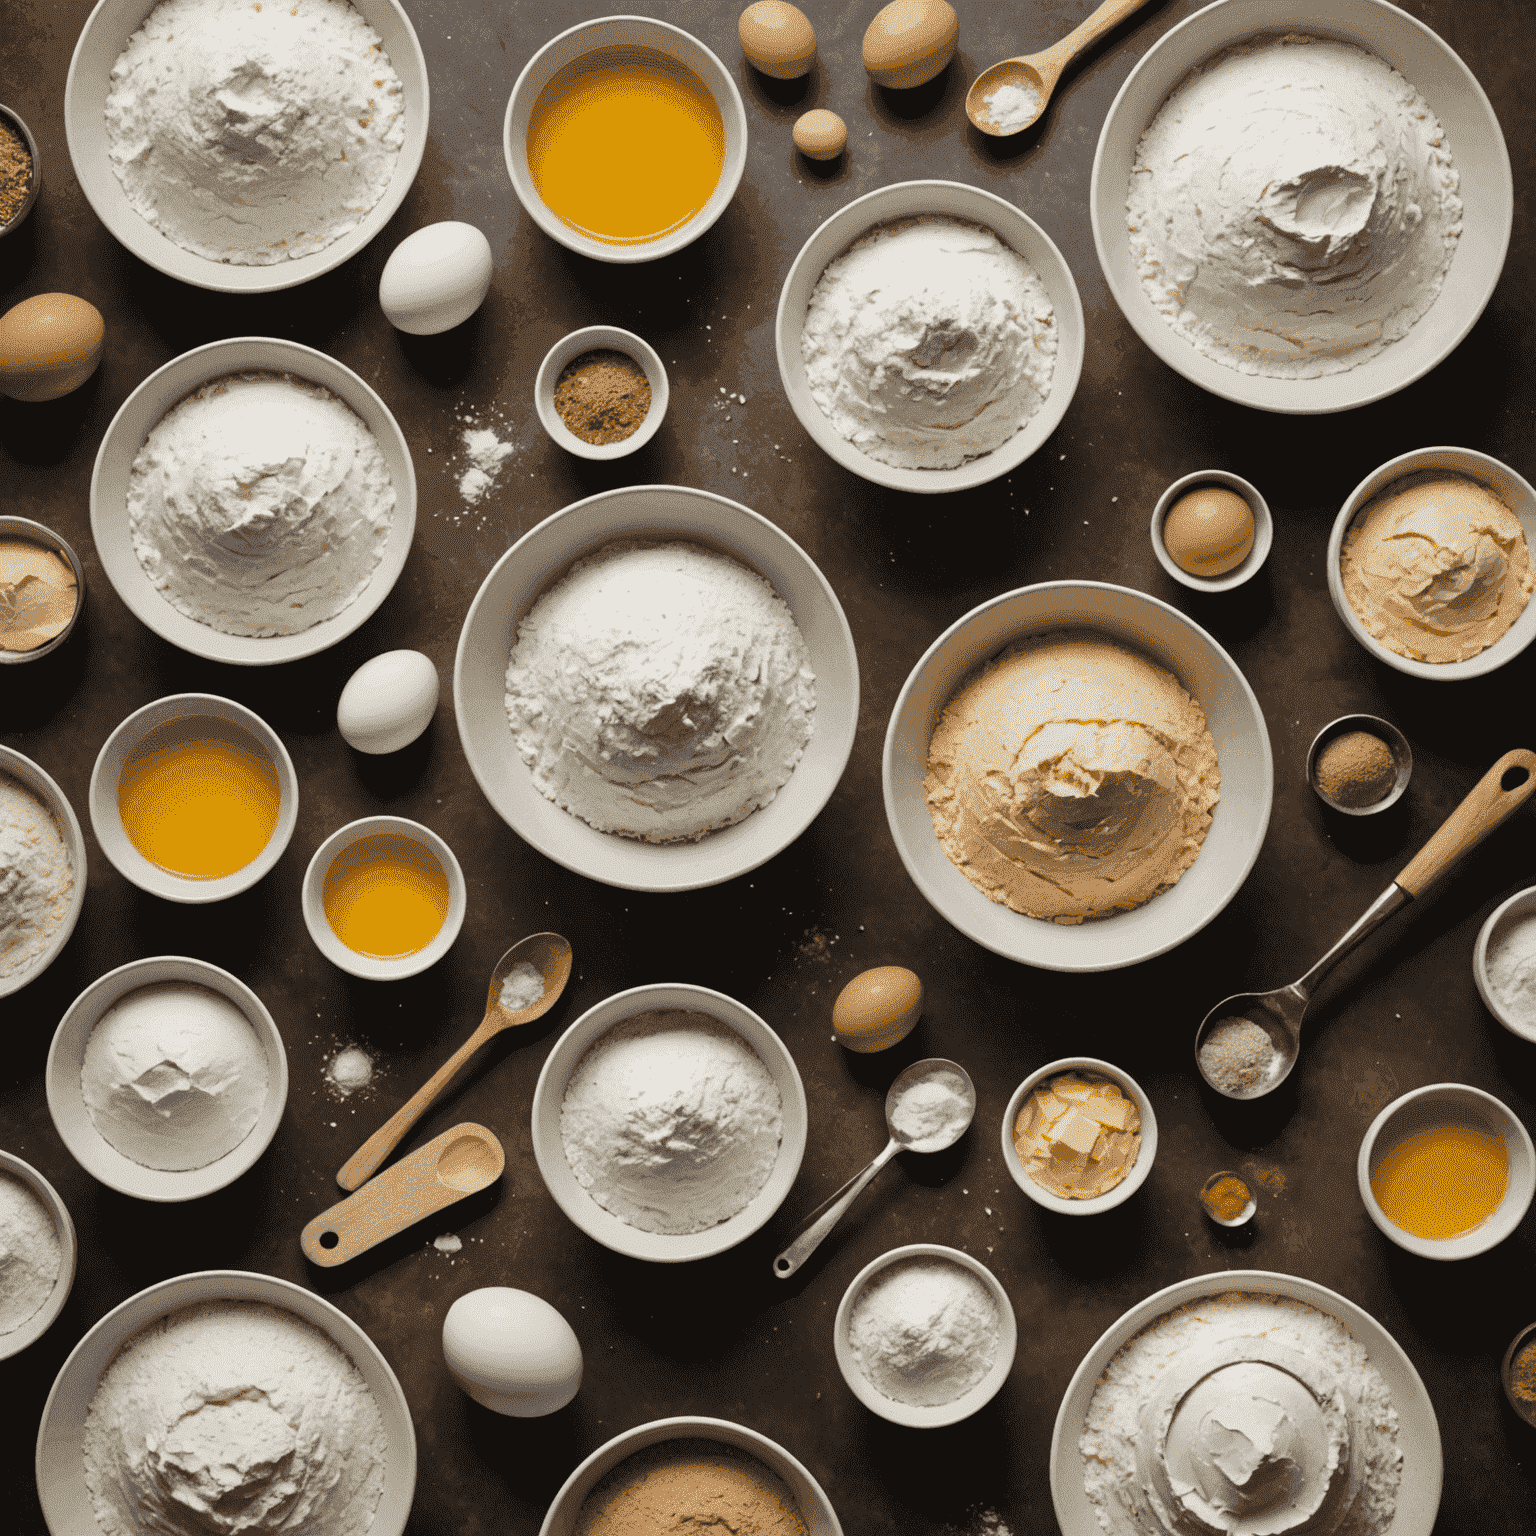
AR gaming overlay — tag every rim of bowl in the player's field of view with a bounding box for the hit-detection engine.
[1326,446,1536,680]
[302,815,466,980]
[1356,1082,1536,1260]
[88,692,298,904]
[0,103,42,236]
[1501,1321,1536,1426]
[833,1243,1018,1427]
[0,1151,77,1361]
[1305,712,1413,817]
[775,178,1085,494]
[0,745,87,999]
[1000,1057,1159,1215]
[1089,0,1513,415]
[1474,885,1536,1043]
[46,955,290,1202]
[534,326,669,460]
[530,983,808,1262]
[503,15,748,265]
[1150,470,1273,592]
[64,0,429,292]
[89,335,417,666]
[0,515,86,663]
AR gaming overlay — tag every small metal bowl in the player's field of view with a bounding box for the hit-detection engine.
[1151,470,1273,593]
[1199,1170,1256,1228]
[0,103,41,237]
[1502,1321,1536,1426]
[0,516,84,663]
[1307,713,1412,816]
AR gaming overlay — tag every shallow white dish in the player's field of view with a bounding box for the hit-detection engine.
[540,1415,841,1536]
[1049,1268,1442,1535]
[1475,886,1536,1042]
[1090,0,1512,415]
[1151,470,1273,593]
[46,955,289,1202]
[64,0,428,294]
[504,15,747,265]
[90,336,417,666]
[454,484,858,893]
[531,983,807,1263]
[776,179,1084,494]
[1326,446,1536,680]
[534,325,669,460]
[883,581,1273,971]
[36,1268,415,1535]
[0,745,87,999]
[0,1152,77,1361]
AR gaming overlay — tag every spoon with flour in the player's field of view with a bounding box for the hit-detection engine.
[773,1058,975,1279]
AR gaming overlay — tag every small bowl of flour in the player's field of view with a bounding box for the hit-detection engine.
[0,1151,75,1361]
[1476,886,1536,1043]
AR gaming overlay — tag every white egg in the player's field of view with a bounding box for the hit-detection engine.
[442,1287,583,1417]
[378,222,493,336]
[337,650,439,754]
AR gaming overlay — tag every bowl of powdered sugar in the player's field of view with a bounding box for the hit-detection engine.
[0,1151,76,1362]
[1476,886,1536,1043]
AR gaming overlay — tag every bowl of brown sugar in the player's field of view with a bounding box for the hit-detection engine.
[536,325,668,460]
[1307,713,1412,816]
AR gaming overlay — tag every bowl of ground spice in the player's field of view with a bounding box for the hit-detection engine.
[1307,713,1412,815]
[1502,1322,1536,1427]
[536,326,668,460]
[0,105,40,236]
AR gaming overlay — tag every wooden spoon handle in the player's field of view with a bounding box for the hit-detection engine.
[1039,0,1153,75]
[1396,749,1536,898]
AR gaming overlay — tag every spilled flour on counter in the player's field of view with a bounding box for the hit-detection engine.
[458,424,514,504]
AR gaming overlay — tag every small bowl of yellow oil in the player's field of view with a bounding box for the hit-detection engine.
[89,694,297,904]
[302,816,465,980]
[1357,1083,1535,1260]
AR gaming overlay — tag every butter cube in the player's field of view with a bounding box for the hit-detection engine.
[1034,1091,1070,1126]
[1091,1131,1110,1161]
[1083,1095,1131,1131]
[1054,1077,1094,1103]
[1051,1107,1100,1157]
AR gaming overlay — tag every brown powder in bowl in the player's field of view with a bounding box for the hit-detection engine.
[0,117,33,226]
[554,349,652,445]
[1315,730,1396,808]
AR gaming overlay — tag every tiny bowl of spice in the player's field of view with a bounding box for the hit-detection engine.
[1151,470,1273,593]
[0,1150,77,1361]
[0,104,40,237]
[1306,713,1411,816]
[1199,1169,1257,1228]
[0,516,84,663]
[1002,1057,1158,1216]
[302,815,466,981]
[1474,886,1536,1043]
[1502,1321,1536,1428]
[834,1243,1017,1428]
[535,326,668,460]
[1357,1082,1535,1260]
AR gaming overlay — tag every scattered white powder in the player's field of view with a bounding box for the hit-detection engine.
[1486,911,1536,1029]
[499,961,544,1012]
[433,1233,462,1254]
[128,371,395,637]
[847,1257,1001,1407]
[81,982,269,1171]
[560,1008,783,1235]
[326,1046,374,1096]
[83,1299,387,1536]
[889,1066,973,1151]
[0,771,73,981]
[103,0,404,265]
[0,1170,61,1335]
[1126,34,1462,379]
[506,541,816,843]
[801,215,1057,470]
[983,82,1040,133]
[459,426,514,504]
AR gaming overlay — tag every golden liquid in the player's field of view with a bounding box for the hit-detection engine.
[322,834,449,958]
[118,719,281,880]
[1372,1124,1509,1239]
[526,47,725,244]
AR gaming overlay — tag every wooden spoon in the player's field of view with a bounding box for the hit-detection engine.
[337,932,572,1191]
[967,0,1152,137]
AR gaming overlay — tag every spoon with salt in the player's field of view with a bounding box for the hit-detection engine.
[337,933,572,1191]
[773,1058,974,1279]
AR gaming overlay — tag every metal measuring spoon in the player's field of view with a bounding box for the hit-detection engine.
[1195,749,1536,1100]
[773,1058,975,1279]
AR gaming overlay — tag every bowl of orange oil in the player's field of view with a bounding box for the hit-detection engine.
[302,816,465,980]
[504,16,747,264]
[89,694,297,904]
[1357,1082,1535,1260]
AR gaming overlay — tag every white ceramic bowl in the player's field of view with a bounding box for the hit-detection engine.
[36,1269,415,1534]
[1357,1083,1535,1260]
[1326,446,1536,680]
[534,326,669,460]
[531,984,807,1262]
[89,692,298,904]
[0,745,86,999]
[454,484,858,893]
[64,0,428,293]
[540,1416,842,1536]
[0,516,85,664]
[1150,471,1273,593]
[776,180,1084,494]
[1090,0,1512,415]
[883,581,1274,971]
[46,955,289,1202]
[834,1244,1017,1427]
[90,337,416,666]
[0,1152,77,1361]
[1001,1057,1158,1215]
[504,15,747,264]
[302,815,466,981]
[1475,886,1536,1042]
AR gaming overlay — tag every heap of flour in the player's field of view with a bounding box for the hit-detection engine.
[0,772,74,982]
[0,1171,62,1336]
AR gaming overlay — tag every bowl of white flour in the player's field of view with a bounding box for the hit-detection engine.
[0,1151,76,1362]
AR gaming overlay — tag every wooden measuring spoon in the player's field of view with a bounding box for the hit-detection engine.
[304,1123,503,1266]
[337,932,572,1191]
[967,0,1152,137]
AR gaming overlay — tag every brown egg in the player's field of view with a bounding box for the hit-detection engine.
[1162,486,1255,577]
[793,109,847,161]
[862,0,958,90]
[833,966,923,1053]
[0,293,105,403]
[739,1,817,80]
